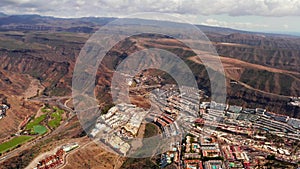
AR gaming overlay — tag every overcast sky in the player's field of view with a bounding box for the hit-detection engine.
[1,0,300,33]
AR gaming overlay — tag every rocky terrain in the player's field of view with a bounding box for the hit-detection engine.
[0,13,299,168]
[0,14,298,117]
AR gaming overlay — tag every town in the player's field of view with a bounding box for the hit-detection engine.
[90,78,300,169]
[150,85,300,169]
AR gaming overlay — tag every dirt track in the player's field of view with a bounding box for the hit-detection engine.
[188,55,296,98]
[188,55,300,77]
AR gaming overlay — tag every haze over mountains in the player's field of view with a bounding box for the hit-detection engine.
[0,13,299,36]
[0,12,299,119]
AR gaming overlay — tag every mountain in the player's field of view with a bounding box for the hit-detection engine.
[0,12,7,17]
[0,13,298,117]
[0,13,297,37]
[0,13,299,169]
[0,14,115,32]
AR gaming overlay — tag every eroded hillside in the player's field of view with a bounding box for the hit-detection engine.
[0,27,299,119]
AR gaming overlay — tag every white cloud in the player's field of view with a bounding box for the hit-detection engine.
[1,0,300,17]
[201,18,269,30]
[0,0,300,32]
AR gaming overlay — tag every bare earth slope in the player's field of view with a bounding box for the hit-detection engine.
[0,16,299,168]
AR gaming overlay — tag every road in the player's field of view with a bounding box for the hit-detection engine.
[57,141,92,169]
[130,84,161,91]
[30,96,75,113]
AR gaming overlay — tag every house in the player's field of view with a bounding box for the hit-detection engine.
[228,105,243,113]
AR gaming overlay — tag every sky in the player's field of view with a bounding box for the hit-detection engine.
[0,0,300,33]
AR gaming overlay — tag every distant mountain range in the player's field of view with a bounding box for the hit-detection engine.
[0,12,298,38]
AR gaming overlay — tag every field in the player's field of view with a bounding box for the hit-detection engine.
[48,106,64,129]
[24,106,64,133]
[25,114,47,130]
[25,114,48,135]
[0,136,32,153]
[33,125,47,135]
[25,114,47,136]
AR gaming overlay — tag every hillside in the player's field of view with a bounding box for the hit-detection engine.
[118,35,299,117]
[0,14,298,118]
[0,14,300,169]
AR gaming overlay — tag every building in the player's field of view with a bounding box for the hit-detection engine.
[184,160,203,169]
[200,136,217,147]
[222,145,235,161]
[288,118,300,129]
[36,148,64,169]
[255,108,266,115]
[0,104,9,119]
[106,135,130,155]
[228,105,243,114]
[200,102,211,109]
[203,160,223,169]
[62,143,79,152]
[202,149,221,157]
[274,114,289,123]
[242,108,256,114]
[210,101,227,111]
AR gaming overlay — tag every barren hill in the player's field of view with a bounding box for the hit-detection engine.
[0,14,299,168]
[0,16,298,118]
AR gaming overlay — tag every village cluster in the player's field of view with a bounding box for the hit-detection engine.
[89,81,300,168]
[34,143,79,169]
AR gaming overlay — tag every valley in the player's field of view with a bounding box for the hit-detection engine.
[0,14,298,169]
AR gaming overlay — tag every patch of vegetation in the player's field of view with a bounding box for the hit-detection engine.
[32,125,47,135]
[25,114,47,131]
[0,136,32,153]
[48,106,64,129]
[266,154,276,160]
[144,123,160,138]
[0,121,82,169]
[240,69,274,89]
[101,104,115,115]
[53,106,64,114]
[41,106,50,113]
